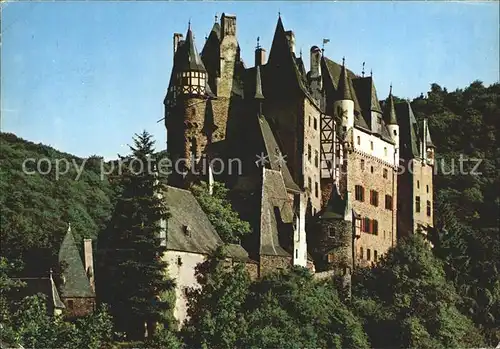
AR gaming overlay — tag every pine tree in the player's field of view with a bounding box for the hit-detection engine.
[104,131,174,340]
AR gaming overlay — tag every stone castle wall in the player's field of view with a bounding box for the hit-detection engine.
[62,297,95,319]
[347,150,397,265]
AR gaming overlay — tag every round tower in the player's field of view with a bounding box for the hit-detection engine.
[383,85,399,150]
[167,24,211,186]
[333,58,354,132]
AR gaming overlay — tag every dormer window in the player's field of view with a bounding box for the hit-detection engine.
[183,225,191,237]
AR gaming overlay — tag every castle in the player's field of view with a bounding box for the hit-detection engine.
[162,13,435,284]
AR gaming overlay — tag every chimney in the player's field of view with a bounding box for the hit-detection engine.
[173,33,183,58]
[255,47,266,66]
[285,30,296,54]
[83,239,95,292]
[310,46,322,78]
[221,13,236,39]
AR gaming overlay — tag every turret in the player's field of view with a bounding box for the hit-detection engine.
[309,46,322,91]
[165,23,212,188]
[333,58,355,132]
[422,118,435,166]
[255,37,266,67]
[174,25,208,97]
[254,65,264,117]
[383,85,399,149]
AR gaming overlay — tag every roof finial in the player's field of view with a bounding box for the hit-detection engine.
[342,56,345,66]
[256,36,260,49]
[188,18,191,30]
[362,62,365,77]
[389,83,393,96]
[370,69,373,77]
[300,48,302,58]
[215,14,218,23]
[278,10,281,18]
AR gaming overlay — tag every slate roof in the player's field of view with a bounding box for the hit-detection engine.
[352,76,382,113]
[320,184,347,220]
[58,226,94,298]
[336,62,353,101]
[322,57,361,112]
[254,65,264,99]
[163,186,250,260]
[257,114,301,193]
[268,17,321,111]
[176,27,207,73]
[396,101,420,159]
[423,120,435,147]
[383,88,398,125]
[259,168,294,257]
[14,276,66,313]
[201,23,221,94]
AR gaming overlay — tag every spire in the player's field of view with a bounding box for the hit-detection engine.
[178,24,207,73]
[336,57,353,101]
[255,65,264,100]
[383,84,398,125]
[322,183,347,220]
[59,223,94,297]
[362,62,365,77]
[423,118,435,147]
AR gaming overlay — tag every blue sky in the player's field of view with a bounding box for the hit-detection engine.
[2,1,499,160]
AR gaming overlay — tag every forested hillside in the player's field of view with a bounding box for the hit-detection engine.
[0,133,118,276]
[410,81,500,344]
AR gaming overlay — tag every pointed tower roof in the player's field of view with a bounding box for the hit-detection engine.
[177,26,207,73]
[423,119,435,147]
[383,85,398,125]
[58,224,94,298]
[255,65,264,100]
[321,184,347,220]
[351,76,382,113]
[267,15,321,110]
[336,58,353,101]
[395,101,420,159]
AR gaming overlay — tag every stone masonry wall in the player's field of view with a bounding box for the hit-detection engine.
[259,255,292,277]
[311,220,352,272]
[62,297,95,319]
[347,150,397,266]
[217,15,238,99]
[303,98,323,214]
[411,160,434,233]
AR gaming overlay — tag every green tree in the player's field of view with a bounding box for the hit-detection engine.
[0,132,116,277]
[191,181,251,244]
[4,295,113,349]
[100,131,174,339]
[242,267,369,349]
[353,234,485,348]
[182,246,251,349]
